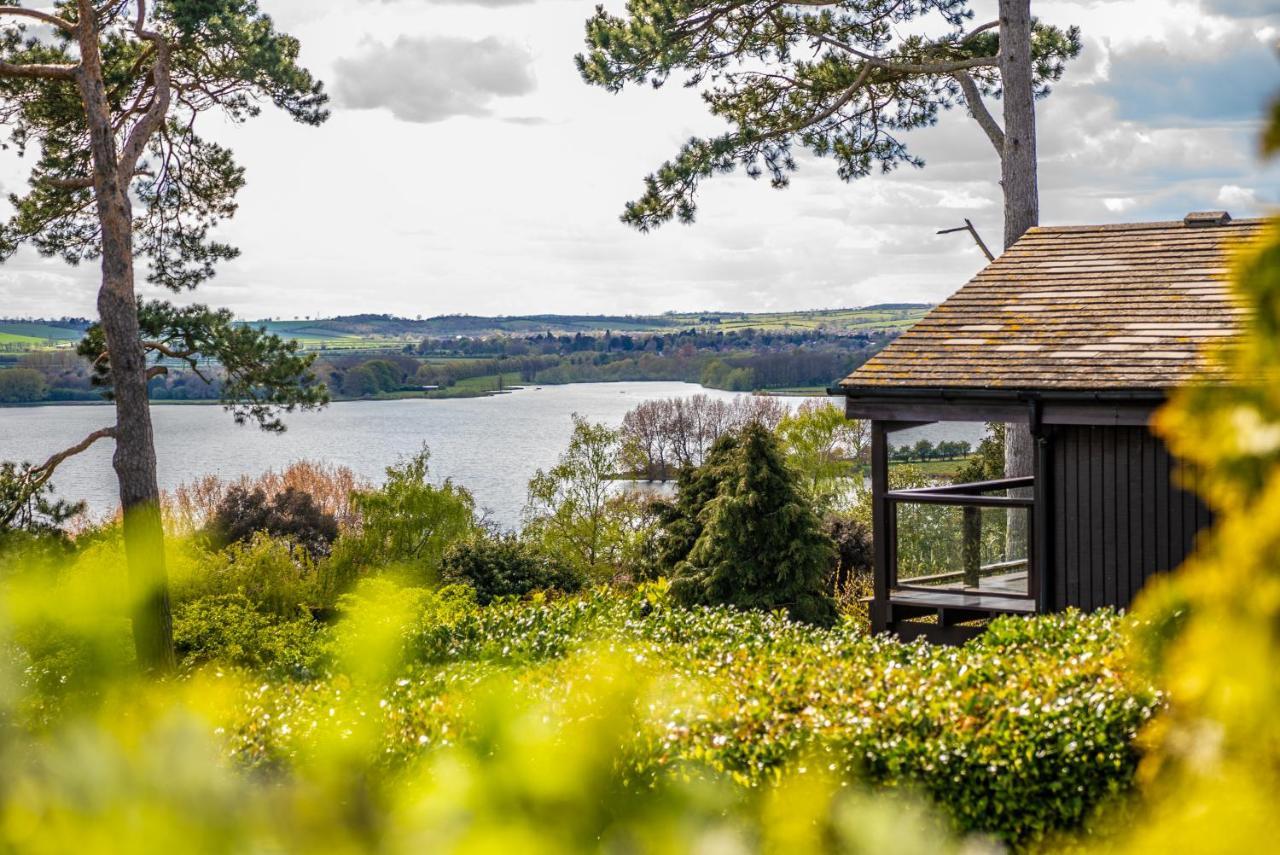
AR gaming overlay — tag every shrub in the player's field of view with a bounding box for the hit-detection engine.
[442,534,583,604]
[417,593,1153,846]
[166,461,366,535]
[823,513,872,591]
[229,586,1151,845]
[207,485,339,557]
[824,513,872,623]
[173,593,324,678]
[174,532,322,618]
[523,415,628,581]
[329,446,477,587]
[954,422,1006,484]
[3,545,1151,850]
[659,423,839,626]
[0,461,85,540]
[0,368,46,403]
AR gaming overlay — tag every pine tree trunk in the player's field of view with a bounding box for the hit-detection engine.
[75,8,176,673]
[999,0,1039,249]
[1000,0,1038,563]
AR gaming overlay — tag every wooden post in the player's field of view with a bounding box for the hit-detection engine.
[871,420,890,633]
[1033,427,1053,612]
[962,506,981,588]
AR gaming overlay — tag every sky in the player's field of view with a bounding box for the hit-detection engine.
[0,0,1277,319]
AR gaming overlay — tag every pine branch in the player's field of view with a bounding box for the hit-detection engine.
[116,16,172,187]
[0,5,76,32]
[952,71,1004,156]
[1,426,117,528]
[815,35,997,75]
[0,59,77,80]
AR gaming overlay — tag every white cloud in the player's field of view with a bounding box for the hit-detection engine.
[334,36,536,123]
[1,0,1277,319]
[1217,184,1260,208]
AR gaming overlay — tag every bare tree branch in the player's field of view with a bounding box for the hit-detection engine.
[116,6,171,187]
[31,426,117,482]
[0,59,77,80]
[43,167,153,190]
[953,71,1004,156]
[41,175,95,189]
[1,426,116,527]
[142,339,196,359]
[0,5,75,32]
[1,425,118,528]
[814,35,997,75]
[961,20,999,42]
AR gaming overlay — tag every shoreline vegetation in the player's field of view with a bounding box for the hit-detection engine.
[0,306,927,407]
[0,378,835,408]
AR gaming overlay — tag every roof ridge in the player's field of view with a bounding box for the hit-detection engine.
[840,216,1261,393]
[1025,219,1268,235]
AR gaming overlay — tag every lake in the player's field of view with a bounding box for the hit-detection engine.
[0,383,986,528]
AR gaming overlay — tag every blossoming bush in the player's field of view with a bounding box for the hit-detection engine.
[148,579,1156,845]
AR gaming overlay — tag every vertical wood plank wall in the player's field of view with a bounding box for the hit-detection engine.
[1050,425,1212,612]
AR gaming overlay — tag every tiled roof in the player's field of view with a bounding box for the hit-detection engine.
[840,216,1266,391]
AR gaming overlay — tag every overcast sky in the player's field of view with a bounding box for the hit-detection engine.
[1,0,1277,319]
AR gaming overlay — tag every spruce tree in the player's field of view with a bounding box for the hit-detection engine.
[662,422,838,626]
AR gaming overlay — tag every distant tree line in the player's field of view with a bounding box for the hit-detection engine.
[0,352,100,403]
[0,325,900,403]
[890,440,974,464]
[416,326,890,359]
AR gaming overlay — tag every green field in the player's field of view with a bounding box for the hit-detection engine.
[251,305,931,349]
[0,322,84,341]
[0,307,930,355]
[429,371,524,397]
[0,321,86,350]
[661,306,928,333]
[889,455,976,479]
[0,331,45,346]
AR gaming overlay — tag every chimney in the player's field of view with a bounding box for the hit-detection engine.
[1184,211,1232,227]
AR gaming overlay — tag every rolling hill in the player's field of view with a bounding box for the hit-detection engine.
[252,305,931,345]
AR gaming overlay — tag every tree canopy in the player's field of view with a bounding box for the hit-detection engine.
[660,422,839,626]
[578,0,1079,230]
[75,299,326,432]
[0,0,326,285]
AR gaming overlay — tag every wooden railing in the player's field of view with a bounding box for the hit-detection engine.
[885,476,1035,601]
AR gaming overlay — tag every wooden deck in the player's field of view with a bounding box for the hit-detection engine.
[896,569,1029,596]
[885,578,1036,645]
[889,587,1035,614]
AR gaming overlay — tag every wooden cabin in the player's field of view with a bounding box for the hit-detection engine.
[837,212,1264,643]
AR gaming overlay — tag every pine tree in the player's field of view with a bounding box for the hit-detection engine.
[0,1,328,671]
[661,422,838,626]
[577,0,1079,246]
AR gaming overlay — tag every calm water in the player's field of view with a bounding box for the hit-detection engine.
[0,383,984,528]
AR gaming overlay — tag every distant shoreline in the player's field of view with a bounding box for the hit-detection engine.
[0,380,834,410]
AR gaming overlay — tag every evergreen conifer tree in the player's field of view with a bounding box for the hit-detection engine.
[661,422,838,626]
[0,1,328,670]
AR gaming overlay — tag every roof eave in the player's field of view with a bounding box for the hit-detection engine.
[834,384,1171,427]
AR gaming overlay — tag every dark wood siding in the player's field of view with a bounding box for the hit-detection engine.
[1049,425,1212,612]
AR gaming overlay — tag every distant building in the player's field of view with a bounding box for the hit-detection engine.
[837,212,1263,643]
